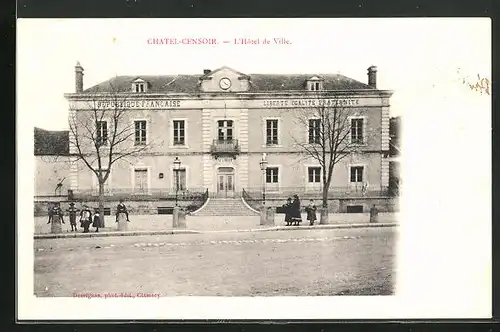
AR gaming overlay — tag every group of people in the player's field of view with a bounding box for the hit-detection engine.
[47,199,130,233]
[281,194,318,226]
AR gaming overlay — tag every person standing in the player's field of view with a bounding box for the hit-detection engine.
[116,199,130,222]
[283,197,293,226]
[92,209,101,232]
[290,194,302,226]
[67,202,79,231]
[79,204,92,233]
[305,199,317,226]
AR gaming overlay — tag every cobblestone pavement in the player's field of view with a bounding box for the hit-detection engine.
[34,227,396,297]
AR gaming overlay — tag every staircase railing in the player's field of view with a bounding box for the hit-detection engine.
[242,188,261,211]
[185,188,209,212]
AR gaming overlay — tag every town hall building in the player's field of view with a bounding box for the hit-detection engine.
[35,63,397,214]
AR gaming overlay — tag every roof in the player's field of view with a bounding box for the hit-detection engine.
[83,70,375,94]
[34,127,70,156]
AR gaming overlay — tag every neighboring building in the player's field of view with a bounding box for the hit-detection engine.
[34,127,71,197]
[389,116,401,196]
[64,63,394,203]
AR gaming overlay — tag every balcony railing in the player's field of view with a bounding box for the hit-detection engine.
[210,139,240,156]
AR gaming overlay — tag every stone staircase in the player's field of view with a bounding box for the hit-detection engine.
[192,198,259,216]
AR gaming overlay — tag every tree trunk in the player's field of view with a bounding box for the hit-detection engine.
[320,181,330,224]
[322,185,328,208]
[98,182,105,228]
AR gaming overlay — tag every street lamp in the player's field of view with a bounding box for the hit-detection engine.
[174,157,181,206]
[259,153,268,207]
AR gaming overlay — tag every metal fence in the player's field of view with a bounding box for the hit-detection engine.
[242,186,392,200]
[70,187,209,202]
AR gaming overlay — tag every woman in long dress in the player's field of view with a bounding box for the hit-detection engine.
[92,209,102,232]
[290,194,302,226]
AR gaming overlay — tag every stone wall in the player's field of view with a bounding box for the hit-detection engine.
[34,199,197,216]
[253,196,399,213]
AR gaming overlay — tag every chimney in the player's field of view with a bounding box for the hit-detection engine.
[367,65,377,88]
[75,61,84,93]
[203,69,211,75]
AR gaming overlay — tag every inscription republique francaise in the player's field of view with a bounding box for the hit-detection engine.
[95,98,360,109]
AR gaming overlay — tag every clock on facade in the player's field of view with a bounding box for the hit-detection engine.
[219,77,232,90]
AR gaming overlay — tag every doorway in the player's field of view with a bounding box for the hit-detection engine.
[217,167,235,198]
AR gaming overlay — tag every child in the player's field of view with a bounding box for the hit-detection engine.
[67,202,78,231]
[92,209,101,232]
[116,199,130,222]
[79,204,92,233]
[305,199,317,226]
[283,197,292,226]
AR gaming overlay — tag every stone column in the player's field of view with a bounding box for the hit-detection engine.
[172,206,179,228]
[117,212,128,231]
[319,208,329,225]
[370,205,379,223]
[172,206,187,229]
[260,206,267,225]
[50,214,63,234]
[266,207,275,226]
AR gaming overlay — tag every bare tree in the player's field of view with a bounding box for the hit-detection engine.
[290,95,372,224]
[68,85,152,227]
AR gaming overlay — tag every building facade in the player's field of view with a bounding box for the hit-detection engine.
[64,64,393,202]
[34,127,71,197]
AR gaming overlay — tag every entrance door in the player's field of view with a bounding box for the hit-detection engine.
[217,167,235,198]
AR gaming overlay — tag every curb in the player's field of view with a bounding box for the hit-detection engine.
[254,222,398,232]
[34,223,398,240]
[34,229,200,240]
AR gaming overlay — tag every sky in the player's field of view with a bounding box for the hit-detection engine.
[18,18,490,130]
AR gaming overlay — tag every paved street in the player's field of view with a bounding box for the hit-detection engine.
[34,227,396,297]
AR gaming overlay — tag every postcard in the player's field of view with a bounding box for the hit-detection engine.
[17,18,491,320]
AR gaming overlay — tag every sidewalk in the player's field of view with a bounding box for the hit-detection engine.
[35,212,399,234]
[34,217,399,239]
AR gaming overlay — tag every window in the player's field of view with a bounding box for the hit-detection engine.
[158,207,174,215]
[266,167,279,183]
[134,82,145,92]
[347,205,364,213]
[173,120,185,145]
[217,120,233,141]
[96,121,108,146]
[350,166,364,183]
[351,118,364,144]
[309,119,321,144]
[134,169,148,192]
[308,167,321,183]
[174,168,186,191]
[309,81,323,91]
[266,119,278,145]
[134,121,147,145]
